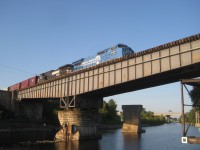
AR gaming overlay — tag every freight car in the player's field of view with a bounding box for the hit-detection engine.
[59,64,74,75]
[73,44,134,71]
[38,70,55,83]
[38,64,74,83]
[8,83,21,91]
[8,76,39,91]
[8,64,74,91]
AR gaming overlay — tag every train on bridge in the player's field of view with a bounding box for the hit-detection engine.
[8,44,134,91]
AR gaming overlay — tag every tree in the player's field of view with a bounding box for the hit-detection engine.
[190,86,200,109]
[179,108,196,125]
[141,108,165,126]
[107,99,118,119]
[99,101,108,122]
[141,108,154,119]
[99,99,121,124]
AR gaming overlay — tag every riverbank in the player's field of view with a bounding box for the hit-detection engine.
[0,119,166,134]
[98,123,166,130]
[0,126,57,133]
[98,124,122,130]
[141,123,165,127]
[0,120,58,133]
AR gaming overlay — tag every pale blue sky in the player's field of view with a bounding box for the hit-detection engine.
[0,0,199,113]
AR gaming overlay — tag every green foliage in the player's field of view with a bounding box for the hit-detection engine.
[178,108,196,125]
[141,108,166,126]
[141,108,154,119]
[179,86,200,125]
[190,86,200,109]
[99,99,121,125]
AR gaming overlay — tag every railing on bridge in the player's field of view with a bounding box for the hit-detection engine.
[18,34,200,100]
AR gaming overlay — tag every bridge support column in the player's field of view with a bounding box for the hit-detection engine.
[55,95,103,141]
[165,115,171,123]
[55,109,101,141]
[122,105,143,134]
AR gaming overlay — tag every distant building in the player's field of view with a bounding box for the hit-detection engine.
[0,87,8,91]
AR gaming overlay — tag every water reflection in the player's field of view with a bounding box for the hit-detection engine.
[98,129,142,150]
[1,124,200,150]
[55,140,100,150]
[54,133,142,150]
[122,133,141,150]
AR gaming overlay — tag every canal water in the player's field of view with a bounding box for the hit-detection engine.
[0,123,199,150]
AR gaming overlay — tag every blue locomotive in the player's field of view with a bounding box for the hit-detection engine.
[73,44,134,71]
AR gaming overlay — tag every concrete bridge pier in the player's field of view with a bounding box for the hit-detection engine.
[165,115,171,123]
[55,96,103,141]
[122,105,143,134]
[55,109,101,141]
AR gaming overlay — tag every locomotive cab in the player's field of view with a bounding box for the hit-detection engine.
[117,43,134,56]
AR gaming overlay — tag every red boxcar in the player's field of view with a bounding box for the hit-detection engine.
[8,83,21,91]
[29,76,39,86]
[21,79,29,89]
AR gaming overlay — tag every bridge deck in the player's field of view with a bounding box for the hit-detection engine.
[154,113,181,116]
[18,34,200,100]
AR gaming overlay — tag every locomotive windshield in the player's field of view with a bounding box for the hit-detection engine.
[122,47,134,56]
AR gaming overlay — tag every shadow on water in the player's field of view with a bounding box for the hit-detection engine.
[0,131,100,150]
[0,131,55,149]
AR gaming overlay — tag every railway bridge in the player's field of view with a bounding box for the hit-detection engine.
[154,112,181,123]
[10,34,200,140]
[154,112,182,116]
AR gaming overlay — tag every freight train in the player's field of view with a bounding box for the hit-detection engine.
[8,44,134,91]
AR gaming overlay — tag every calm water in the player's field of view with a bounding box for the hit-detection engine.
[0,123,200,150]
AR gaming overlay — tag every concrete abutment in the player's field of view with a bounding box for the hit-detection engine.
[0,90,43,120]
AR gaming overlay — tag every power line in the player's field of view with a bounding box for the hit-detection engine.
[0,63,36,76]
